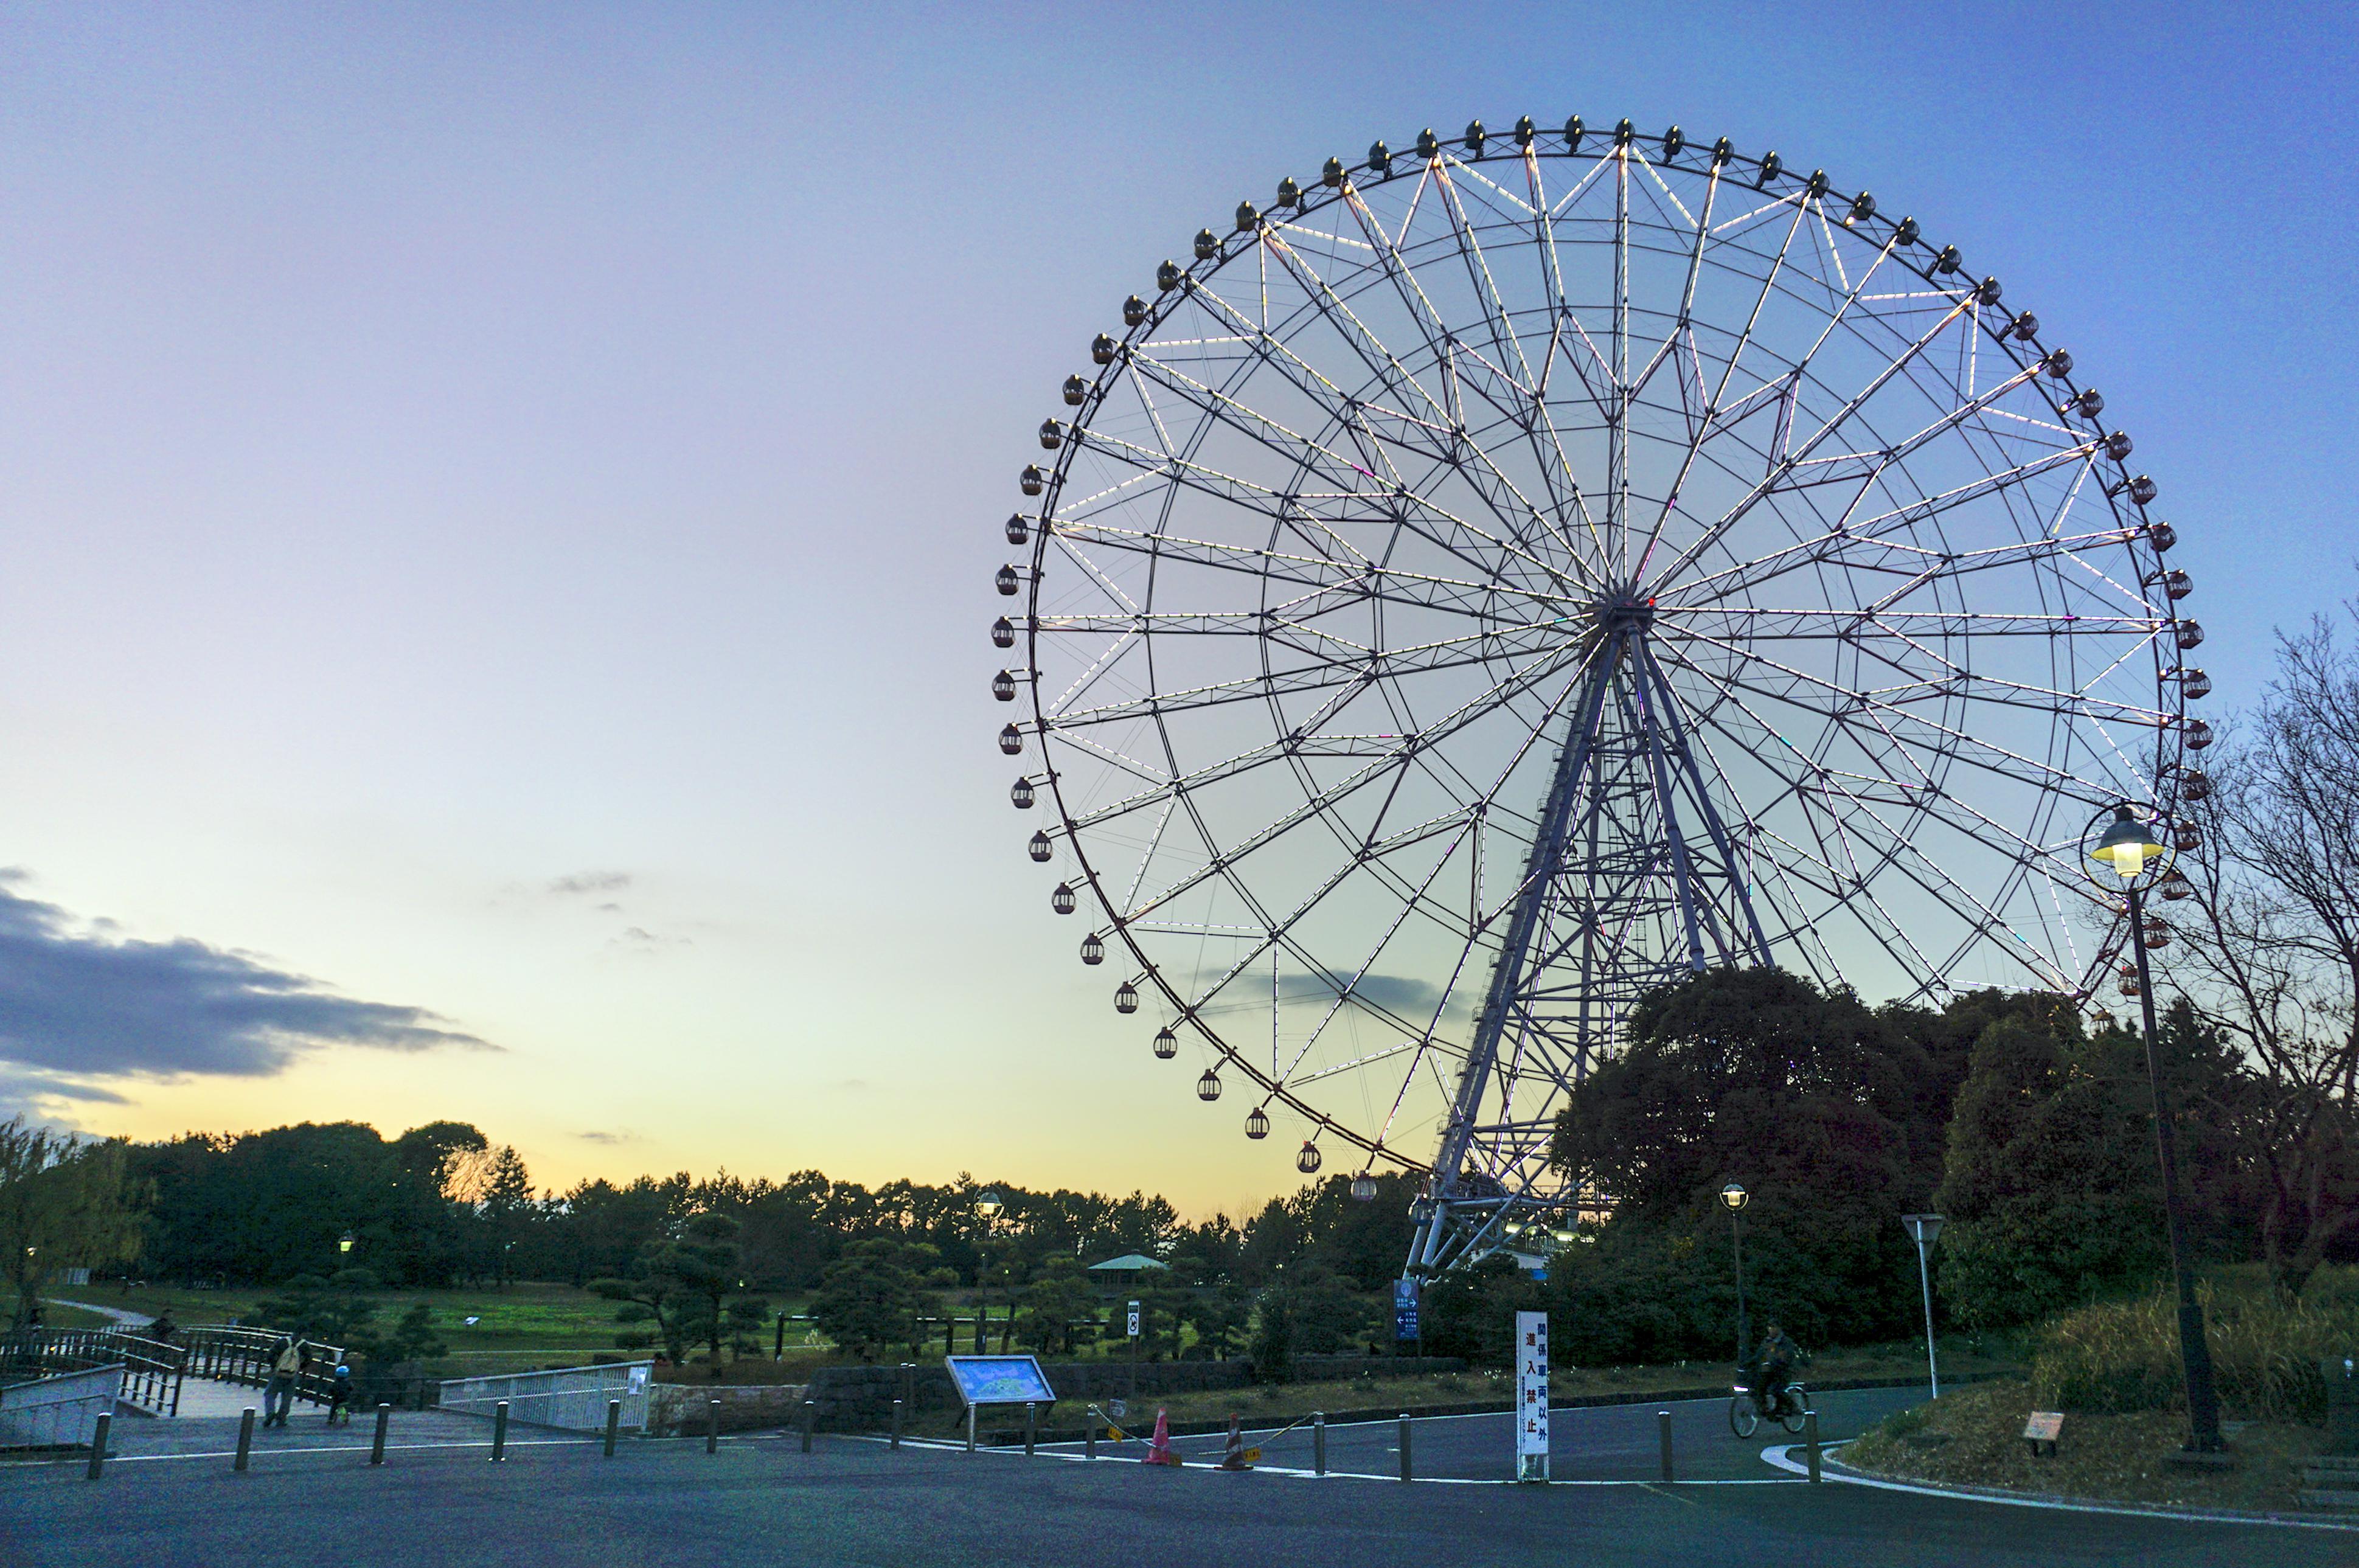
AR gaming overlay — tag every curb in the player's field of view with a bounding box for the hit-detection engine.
[1760,1441,2359,1533]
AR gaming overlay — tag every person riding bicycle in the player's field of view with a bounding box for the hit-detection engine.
[1749,1323,1801,1418]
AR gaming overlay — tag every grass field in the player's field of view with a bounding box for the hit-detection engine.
[50,1280,834,1377]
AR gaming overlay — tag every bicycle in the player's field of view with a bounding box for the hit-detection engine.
[1728,1377,1809,1438]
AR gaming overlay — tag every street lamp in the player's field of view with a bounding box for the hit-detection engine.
[338,1233,355,1256]
[1719,1182,1749,1366]
[973,1189,1004,1355]
[1900,1214,1944,1398]
[2083,802,2225,1454]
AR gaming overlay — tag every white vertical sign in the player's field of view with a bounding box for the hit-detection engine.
[1515,1310,1549,1482]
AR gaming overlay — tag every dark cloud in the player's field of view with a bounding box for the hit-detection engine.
[547,872,631,897]
[0,873,487,1084]
[1280,971,1462,1019]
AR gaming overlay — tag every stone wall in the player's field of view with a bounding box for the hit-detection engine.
[646,1382,810,1437]
[805,1355,1464,1432]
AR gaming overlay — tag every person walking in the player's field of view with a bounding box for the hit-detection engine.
[262,1337,304,1428]
[325,1362,354,1425]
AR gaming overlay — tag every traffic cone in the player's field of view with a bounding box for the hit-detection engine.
[1218,1412,1252,1471]
[1145,1406,1182,1466]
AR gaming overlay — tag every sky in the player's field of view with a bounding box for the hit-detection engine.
[0,1,2352,1220]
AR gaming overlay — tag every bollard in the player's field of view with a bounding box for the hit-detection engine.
[85,1412,109,1480]
[235,1408,255,1473]
[603,1400,620,1458]
[1085,1416,1096,1460]
[707,1398,721,1454]
[1398,1413,1412,1482]
[1024,1401,1037,1457]
[1658,1409,1675,1484]
[965,1403,977,1453]
[371,1404,390,1465]
[892,1397,904,1451]
[1313,1411,1326,1477]
[802,1400,816,1454]
[491,1400,509,1462]
[1805,1409,1822,1483]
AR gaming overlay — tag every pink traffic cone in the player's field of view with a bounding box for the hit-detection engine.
[1145,1406,1182,1466]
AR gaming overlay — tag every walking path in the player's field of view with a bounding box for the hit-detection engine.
[47,1300,153,1330]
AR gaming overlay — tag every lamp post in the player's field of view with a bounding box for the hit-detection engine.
[2084,802,2224,1454]
[973,1189,1004,1355]
[1900,1214,1944,1398]
[1719,1182,1749,1366]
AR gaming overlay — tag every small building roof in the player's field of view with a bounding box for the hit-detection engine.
[1086,1253,1170,1273]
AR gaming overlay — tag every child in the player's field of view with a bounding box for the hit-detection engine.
[326,1363,355,1425]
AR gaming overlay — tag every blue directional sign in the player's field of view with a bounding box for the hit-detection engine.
[1393,1277,1422,1342]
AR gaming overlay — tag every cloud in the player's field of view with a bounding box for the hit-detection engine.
[608,925,690,954]
[1278,970,1462,1019]
[547,872,631,897]
[0,872,488,1089]
[575,1129,642,1146]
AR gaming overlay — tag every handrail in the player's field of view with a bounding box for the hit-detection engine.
[177,1324,347,1409]
[0,1327,187,1416]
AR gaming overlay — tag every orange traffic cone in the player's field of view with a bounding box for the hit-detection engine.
[1217,1412,1253,1471]
[1145,1406,1182,1466]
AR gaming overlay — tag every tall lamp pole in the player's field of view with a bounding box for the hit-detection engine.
[1900,1214,1943,1398]
[2085,803,2224,1454]
[973,1189,1004,1356]
[1719,1182,1749,1366]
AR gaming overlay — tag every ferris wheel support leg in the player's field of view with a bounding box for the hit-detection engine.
[1628,670,1716,970]
[1415,636,1624,1275]
[1639,643,1775,964]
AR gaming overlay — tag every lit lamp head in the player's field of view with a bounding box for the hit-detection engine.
[2090,805,2167,883]
[976,1188,1004,1222]
[338,1233,355,1255]
[1720,1182,1748,1212]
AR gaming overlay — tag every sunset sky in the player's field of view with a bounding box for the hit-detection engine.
[2,1,2351,1219]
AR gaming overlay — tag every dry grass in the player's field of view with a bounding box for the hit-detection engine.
[2032,1271,2359,1423]
[1843,1378,2327,1512]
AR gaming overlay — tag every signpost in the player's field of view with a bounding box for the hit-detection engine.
[1127,1299,1141,1409]
[1515,1311,1549,1483]
[943,1355,1058,1452]
[1393,1277,1421,1346]
[1900,1213,1945,1398]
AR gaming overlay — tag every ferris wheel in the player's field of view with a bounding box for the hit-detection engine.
[990,116,2207,1274]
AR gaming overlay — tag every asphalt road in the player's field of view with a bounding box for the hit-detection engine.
[1,1398,2344,1568]
[1103,1386,1928,1480]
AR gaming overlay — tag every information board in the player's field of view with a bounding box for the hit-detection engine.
[943,1355,1057,1408]
[1515,1311,1549,1482]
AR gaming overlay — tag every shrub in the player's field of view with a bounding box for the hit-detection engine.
[2031,1268,2359,1422]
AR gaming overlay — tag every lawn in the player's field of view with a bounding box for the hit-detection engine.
[52,1280,830,1377]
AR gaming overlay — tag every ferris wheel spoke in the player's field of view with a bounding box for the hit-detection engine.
[1072,631,1582,850]
[1430,161,1605,572]
[1048,518,1554,622]
[1655,443,2107,607]
[1131,276,1599,600]
[1042,623,1569,732]
[1643,293,1980,592]
[1658,625,2122,805]
[1304,205,1596,580]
